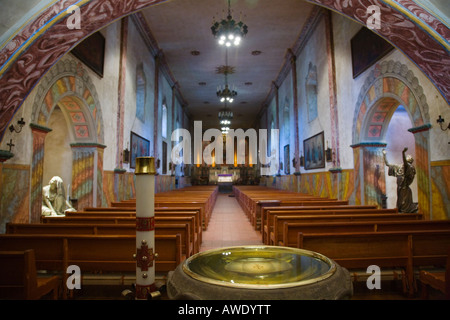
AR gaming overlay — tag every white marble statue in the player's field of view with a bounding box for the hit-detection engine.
[42,176,76,216]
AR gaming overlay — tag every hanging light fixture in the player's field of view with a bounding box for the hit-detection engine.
[219,104,233,134]
[211,0,248,47]
[217,83,237,103]
[216,50,237,103]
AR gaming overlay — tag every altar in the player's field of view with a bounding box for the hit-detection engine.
[217,174,233,193]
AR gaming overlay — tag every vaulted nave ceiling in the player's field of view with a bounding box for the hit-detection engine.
[140,0,315,129]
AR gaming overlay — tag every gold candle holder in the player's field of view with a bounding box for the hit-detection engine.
[135,156,156,175]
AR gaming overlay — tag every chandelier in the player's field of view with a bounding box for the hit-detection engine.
[211,0,248,47]
[216,50,237,103]
[219,107,233,134]
[217,84,237,103]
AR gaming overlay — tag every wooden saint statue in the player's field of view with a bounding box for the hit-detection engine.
[382,148,418,213]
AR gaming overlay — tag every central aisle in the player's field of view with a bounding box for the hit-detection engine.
[200,193,262,252]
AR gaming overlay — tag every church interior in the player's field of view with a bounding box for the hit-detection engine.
[0,0,449,303]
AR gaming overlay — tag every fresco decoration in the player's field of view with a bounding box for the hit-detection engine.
[0,0,165,141]
[31,59,104,144]
[0,164,30,233]
[305,62,318,121]
[353,60,430,145]
[430,162,450,220]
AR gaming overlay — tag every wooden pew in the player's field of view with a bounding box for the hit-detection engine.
[109,186,218,230]
[263,207,399,244]
[261,204,379,239]
[63,209,202,250]
[419,247,450,300]
[41,215,199,254]
[232,185,351,229]
[0,249,61,300]
[66,208,202,236]
[282,220,450,247]
[295,230,450,296]
[270,213,423,245]
[7,222,193,258]
[0,234,182,298]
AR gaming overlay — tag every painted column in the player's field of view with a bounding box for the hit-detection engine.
[71,143,106,209]
[289,50,301,174]
[325,10,340,168]
[351,142,387,208]
[408,124,431,220]
[274,82,281,176]
[116,17,128,170]
[30,123,52,222]
[134,157,157,299]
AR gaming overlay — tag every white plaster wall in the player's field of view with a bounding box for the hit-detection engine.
[296,18,330,174]
[43,106,73,190]
[123,19,155,171]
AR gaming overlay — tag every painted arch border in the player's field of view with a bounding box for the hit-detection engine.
[31,58,105,144]
[352,59,430,144]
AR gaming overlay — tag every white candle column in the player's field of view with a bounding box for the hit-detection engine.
[134,157,156,300]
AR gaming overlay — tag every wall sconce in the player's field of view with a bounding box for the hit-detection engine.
[123,148,130,163]
[437,115,450,131]
[9,118,26,133]
[326,141,332,162]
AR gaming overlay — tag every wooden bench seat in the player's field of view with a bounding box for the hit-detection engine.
[263,207,400,244]
[261,204,379,237]
[270,213,423,245]
[232,185,351,229]
[419,247,450,299]
[282,220,450,247]
[62,209,202,248]
[0,233,182,298]
[7,222,193,258]
[295,229,450,296]
[0,249,61,300]
[41,215,199,254]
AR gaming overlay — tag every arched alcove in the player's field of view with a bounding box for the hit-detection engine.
[352,60,432,218]
[29,59,105,220]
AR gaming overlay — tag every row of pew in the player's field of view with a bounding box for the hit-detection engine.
[0,186,218,299]
[233,185,450,298]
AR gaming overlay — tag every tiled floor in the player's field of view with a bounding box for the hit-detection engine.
[200,193,262,252]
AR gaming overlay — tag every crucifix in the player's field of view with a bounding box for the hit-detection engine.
[7,139,15,152]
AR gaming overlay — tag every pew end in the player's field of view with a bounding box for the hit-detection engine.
[0,249,61,300]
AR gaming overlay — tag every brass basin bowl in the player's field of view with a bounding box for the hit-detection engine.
[167,246,353,300]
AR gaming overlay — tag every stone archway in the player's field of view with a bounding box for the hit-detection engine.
[351,60,432,219]
[29,59,105,221]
